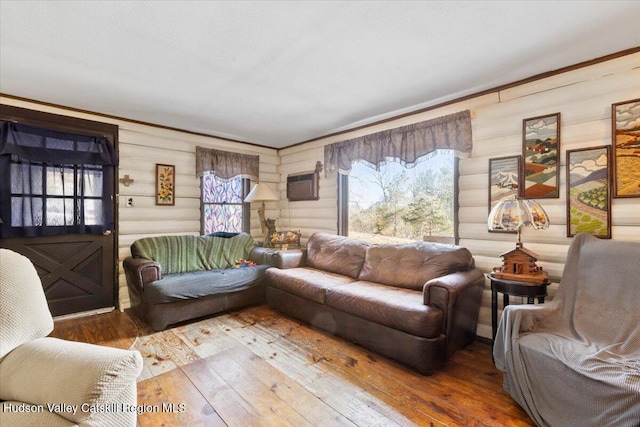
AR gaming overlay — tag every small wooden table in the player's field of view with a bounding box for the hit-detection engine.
[489,274,550,341]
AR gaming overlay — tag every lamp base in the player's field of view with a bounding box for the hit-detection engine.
[492,243,549,284]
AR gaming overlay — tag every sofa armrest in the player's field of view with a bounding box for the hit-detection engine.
[423,269,485,352]
[123,256,162,290]
[249,247,275,265]
[0,337,143,426]
[271,248,307,269]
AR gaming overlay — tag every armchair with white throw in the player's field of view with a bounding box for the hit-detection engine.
[0,248,143,427]
[493,233,640,426]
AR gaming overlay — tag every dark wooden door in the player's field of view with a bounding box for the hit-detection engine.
[0,233,115,316]
[0,104,119,316]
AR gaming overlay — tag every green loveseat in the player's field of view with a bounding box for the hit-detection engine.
[124,233,271,331]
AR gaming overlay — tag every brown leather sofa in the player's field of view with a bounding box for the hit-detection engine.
[265,232,485,374]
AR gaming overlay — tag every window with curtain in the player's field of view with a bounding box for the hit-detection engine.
[195,146,258,235]
[329,110,472,243]
[347,154,455,244]
[0,122,117,238]
[201,173,250,234]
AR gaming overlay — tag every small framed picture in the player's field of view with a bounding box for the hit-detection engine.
[488,155,521,232]
[156,164,175,206]
[612,98,640,198]
[522,113,560,198]
[566,146,611,238]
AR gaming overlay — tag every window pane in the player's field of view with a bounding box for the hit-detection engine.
[11,197,42,226]
[202,174,244,203]
[80,167,103,197]
[46,198,75,226]
[348,155,454,244]
[84,199,103,225]
[11,163,43,195]
[203,204,243,234]
[46,166,75,196]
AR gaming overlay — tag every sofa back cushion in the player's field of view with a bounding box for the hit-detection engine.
[131,233,257,275]
[306,233,369,279]
[132,235,201,275]
[197,233,257,270]
[358,242,474,290]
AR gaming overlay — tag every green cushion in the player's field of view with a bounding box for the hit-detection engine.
[197,233,257,270]
[131,233,258,275]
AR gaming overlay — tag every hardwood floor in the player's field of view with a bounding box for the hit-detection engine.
[51,306,534,427]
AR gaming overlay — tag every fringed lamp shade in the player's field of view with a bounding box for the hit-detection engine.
[488,197,550,245]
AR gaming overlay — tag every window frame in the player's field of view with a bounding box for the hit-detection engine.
[0,111,118,238]
[9,161,105,228]
[200,174,250,235]
[337,157,460,245]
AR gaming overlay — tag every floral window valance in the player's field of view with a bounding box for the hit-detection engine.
[324,110,473,174]
[195,146,259,180]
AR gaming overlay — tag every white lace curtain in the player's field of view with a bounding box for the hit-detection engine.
[324,110,473,174]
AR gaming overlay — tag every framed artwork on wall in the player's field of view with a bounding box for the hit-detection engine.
[488,155,521,233]
[156,164,175,206]
[522,113,560,198]
[566,146,611,238]
[612,98,640,198]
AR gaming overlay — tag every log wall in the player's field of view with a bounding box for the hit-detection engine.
[277,52,640,338]
[3,52,639,337]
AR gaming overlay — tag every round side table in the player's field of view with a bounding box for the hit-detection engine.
[488,274,550,341]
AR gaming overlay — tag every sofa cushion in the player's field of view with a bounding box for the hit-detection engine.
[358,242,474,290]
[266,267,356,304]
[132,235,200,275]
[143,265,269,304]
[197,233,258,270]
[306,233,368,279]
[325,281,444,339]
[131,233,257,275]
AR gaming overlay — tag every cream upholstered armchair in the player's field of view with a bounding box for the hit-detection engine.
[0,249,143,427]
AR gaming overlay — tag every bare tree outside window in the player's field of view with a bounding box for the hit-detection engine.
[348,154,454,244]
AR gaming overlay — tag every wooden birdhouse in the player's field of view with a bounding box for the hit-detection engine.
[492,244,549,284]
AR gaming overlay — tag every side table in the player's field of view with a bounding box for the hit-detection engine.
[489,274,550,341]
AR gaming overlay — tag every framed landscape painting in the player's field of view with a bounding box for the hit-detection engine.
[488,155,521,232]
[156,164,175,206]
[522,113,560,198]
[612,98,640,198]
[566,146,611,238]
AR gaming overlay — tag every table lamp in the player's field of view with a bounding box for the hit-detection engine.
[244,183,279,246]
[488,197,550,283]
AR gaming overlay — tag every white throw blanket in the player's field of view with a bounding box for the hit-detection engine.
[493,233,640,427]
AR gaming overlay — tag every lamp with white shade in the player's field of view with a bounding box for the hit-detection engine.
[244,183,279,246]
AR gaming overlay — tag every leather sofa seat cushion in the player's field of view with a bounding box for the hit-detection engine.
[358,242,475,290]
[325,281,443,339]
[265,267,356,304]
[306,233,368,279]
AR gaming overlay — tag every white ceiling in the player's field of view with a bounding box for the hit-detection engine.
[1,1,639,148]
